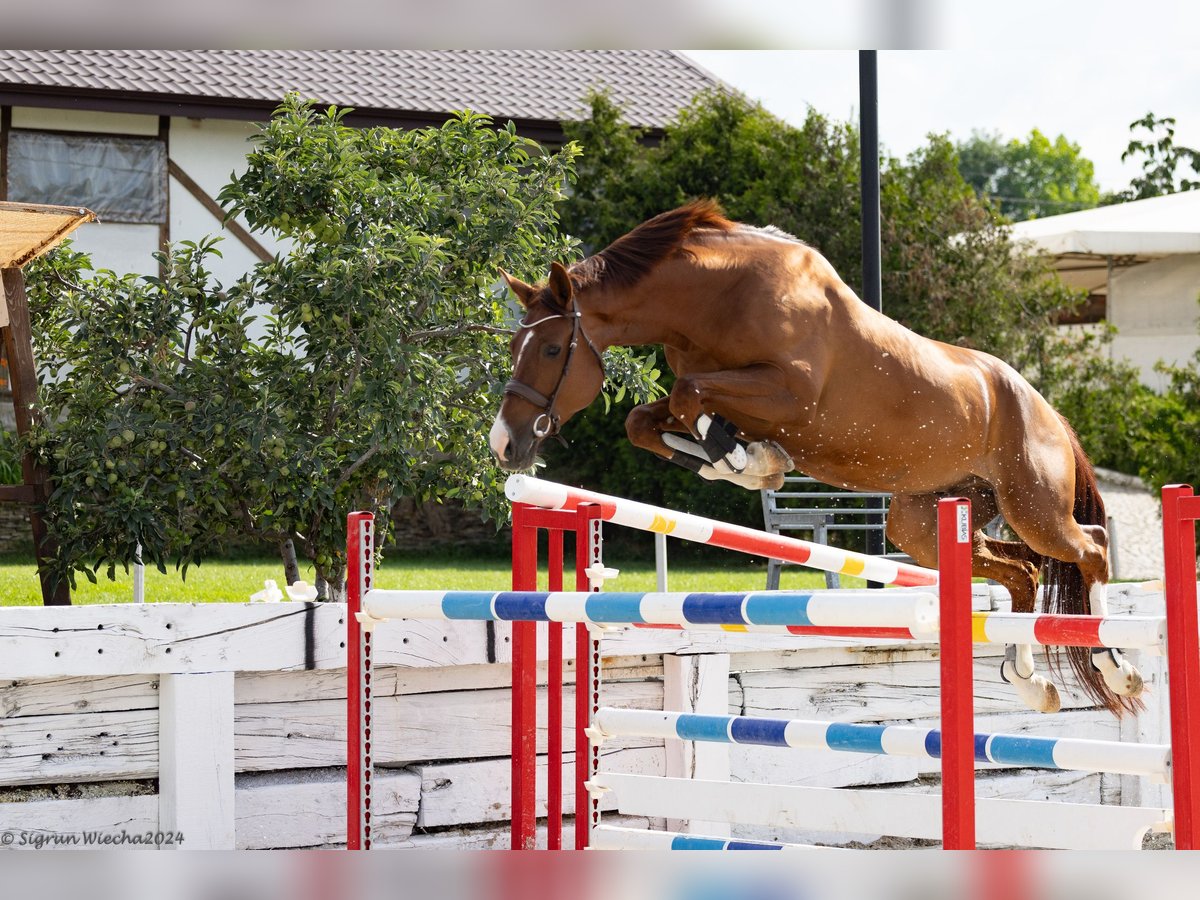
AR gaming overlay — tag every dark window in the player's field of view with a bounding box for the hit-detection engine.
[6,130,166,224]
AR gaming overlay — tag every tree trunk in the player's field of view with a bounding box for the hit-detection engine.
[279,537,301,586]
[315,566,347,603]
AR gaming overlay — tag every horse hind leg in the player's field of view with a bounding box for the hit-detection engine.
[995,480,1144,716]
[1078,525,1145,700]
[980,538,1063,714]
[888,492,1059,714]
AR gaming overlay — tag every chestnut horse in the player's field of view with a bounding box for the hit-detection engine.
[489,200,1144,717]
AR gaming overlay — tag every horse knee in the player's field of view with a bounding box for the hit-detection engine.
[625,405,668,456]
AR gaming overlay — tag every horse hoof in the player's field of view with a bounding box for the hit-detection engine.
[1093,649,1145,698]
[743,440,794,476]
[1028,678,1062,714]
[1105,662,1145,698]
[1005,661,1061,713]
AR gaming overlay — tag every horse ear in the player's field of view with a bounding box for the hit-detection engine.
[548,262,574,308]
[499,268,535,307]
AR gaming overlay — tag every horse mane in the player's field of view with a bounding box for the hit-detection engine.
[572,199,735,290]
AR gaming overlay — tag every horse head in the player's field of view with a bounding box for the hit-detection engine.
[489,262,606,471]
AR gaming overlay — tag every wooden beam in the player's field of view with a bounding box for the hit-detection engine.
[0,484,36,503]
[1,266,67,604]
[1,105,10,202]
[167,159,272,264]
[159,672,236,849]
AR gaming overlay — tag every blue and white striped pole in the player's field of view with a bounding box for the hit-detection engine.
[359,588,938,632]
[590,708,1171,781]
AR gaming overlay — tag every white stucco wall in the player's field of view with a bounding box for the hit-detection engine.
[167,116,289,286]
[1108,254,1200,389]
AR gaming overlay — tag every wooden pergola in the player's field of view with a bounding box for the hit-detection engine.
[0,201,96,605]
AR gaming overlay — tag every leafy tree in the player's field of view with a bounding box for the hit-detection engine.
[25,96,657,597]
[881,136,1082,372]
[1131,352,1200,493]
[956,129,1102,220]
[1115,113,1200,201]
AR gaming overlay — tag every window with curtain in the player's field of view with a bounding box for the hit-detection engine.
[6,130,166,224]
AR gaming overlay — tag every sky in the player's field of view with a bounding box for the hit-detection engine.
[681,49,1200,194]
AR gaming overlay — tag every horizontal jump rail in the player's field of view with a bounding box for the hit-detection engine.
[359,588,1166,650]
[589,773,1172,851]
[591,826,817,851]
[359,589,937,631]
[591,708,1171,780]
[505,475,939,588]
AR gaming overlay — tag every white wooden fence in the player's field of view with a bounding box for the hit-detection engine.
[0,582,1172,849]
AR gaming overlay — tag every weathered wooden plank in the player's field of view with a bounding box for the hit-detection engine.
[664,652,731,835]
[737,657,1100,723]
[236,769,418,849]
[731,740,921,791]
[399,815,654,850]
[0,708,157,785]
[734,768,1109,848]
[1,675,158,718]
[235,680,664,772]
[159,672,235,849]
[0,602,345,677]
[0,769,418,850]
[415,745,664,828]
[0,677,664,784]
[372,619,490,668]
[0,794,158,841]
[234,659,663,705]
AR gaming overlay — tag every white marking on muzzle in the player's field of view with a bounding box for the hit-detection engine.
[489,414,511,461]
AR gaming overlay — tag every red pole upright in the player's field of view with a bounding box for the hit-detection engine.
[937,497,976,849]
[510,502,539,849]
[346,511,375,850]
[575,503,604,850]
[547,529,565,850]
[1162,484,1200,850]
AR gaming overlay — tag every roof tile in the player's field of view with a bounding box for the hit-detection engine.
[0,50,717,128]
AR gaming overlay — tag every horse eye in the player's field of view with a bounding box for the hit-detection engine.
[544,345,562,358]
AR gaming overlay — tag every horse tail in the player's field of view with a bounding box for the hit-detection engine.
[1040,420,1139,716]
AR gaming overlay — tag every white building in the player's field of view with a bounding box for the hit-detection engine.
[0,50,717,285]
[1009,191,1200,389]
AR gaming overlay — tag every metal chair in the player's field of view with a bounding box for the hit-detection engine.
[761,476,909,589]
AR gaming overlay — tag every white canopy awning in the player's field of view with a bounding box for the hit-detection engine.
[1008,191,1200,295]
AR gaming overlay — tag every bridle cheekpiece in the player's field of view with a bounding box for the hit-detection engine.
[503,306,605,440]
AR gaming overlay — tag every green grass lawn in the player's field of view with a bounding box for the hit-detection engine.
[0,553,847,606]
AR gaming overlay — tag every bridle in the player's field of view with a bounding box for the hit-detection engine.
[503,307,605,439]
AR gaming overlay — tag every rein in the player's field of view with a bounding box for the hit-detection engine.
[504,308,605,439]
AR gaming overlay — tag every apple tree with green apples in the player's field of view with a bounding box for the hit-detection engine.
[25,96,661,598]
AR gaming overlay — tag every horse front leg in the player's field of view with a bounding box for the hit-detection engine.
[625,397,784,489]
[664,365,804,488]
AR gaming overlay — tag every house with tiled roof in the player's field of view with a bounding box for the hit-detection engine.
[0,50,719,281]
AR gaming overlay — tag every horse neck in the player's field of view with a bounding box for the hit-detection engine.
[577,262,730,350]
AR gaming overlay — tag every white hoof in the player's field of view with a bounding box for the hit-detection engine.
[1003,660,1062,714]
[1094,651,1145,698]
[697,466,785,490]
[743,440,794,477]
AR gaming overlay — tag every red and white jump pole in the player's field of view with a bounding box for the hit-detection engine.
[506,475,939,588]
